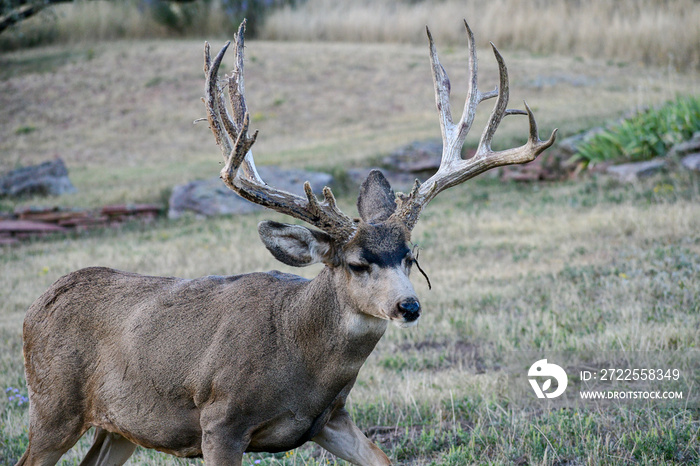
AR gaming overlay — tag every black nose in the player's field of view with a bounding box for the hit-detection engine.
[398,299,421,322]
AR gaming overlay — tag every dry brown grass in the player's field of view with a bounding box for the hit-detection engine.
[261,0,700,70]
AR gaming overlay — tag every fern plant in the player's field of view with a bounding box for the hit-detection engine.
[574,95,700,166]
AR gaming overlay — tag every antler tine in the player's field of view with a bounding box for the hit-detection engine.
[393,20,557,230]
[428,21,502,172]
[456,20,498,145]
[426,26,454,148]
[228,20,247,129]
[204,40,233,160]
[476,43,511,156]
[204,21,357,243]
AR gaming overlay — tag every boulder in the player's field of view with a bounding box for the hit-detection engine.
[0,158,76,197]
[681,153,700,172]
[382,140,442,174]
[557,127,605,158]
[605,159,666,182]
[668,132,700,158]
[168,166,334,219]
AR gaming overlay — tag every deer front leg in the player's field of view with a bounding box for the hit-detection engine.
[312,408,391,466]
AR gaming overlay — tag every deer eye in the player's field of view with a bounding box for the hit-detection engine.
[348,262,371,274]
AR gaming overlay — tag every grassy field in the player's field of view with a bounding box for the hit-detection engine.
[1,26,700,465]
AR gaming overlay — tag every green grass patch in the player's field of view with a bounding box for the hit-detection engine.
[13,126,36,136]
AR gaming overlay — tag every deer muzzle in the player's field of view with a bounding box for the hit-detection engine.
[397,298,421,323]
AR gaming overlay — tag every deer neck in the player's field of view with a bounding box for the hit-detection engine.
[287,266,387,376]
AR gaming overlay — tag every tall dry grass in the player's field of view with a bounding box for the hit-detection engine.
[261,0,700,70]
[0,0,240,49]
[3,0,698,70]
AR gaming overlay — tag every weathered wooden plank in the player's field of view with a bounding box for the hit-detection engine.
[0,220,68,233]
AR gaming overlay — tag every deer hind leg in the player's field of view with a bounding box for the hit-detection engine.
[312,408,391,466]
[78,428,137,466]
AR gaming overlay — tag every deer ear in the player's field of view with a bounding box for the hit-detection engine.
[357,169,397,224]
[257,221,335,267]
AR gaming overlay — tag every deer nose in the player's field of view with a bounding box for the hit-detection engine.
[398,299,421,322]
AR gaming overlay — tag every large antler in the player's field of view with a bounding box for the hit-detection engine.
[393,21,557,230]
[204,21,357,242]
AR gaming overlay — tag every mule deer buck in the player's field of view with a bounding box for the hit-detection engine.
[17,20,555,466]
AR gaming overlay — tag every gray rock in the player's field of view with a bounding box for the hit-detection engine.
[168,166,334,219]
[605,159,666,182]
[0,158,76,197]
[668,132,700,158]
[383,140,442,173]
[168,178,258,219]
[558,127,605,157]
[257,165,334,196]
[681,153,700,172]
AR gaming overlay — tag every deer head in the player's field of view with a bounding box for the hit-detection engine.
[204,20,556,328]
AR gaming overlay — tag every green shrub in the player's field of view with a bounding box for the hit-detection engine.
[574,95,700,167]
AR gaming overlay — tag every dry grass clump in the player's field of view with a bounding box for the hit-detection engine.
[261,0,700,70]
